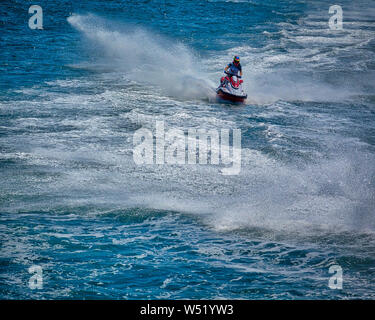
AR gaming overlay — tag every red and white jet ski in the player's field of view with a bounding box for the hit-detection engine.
[216,70,247,103]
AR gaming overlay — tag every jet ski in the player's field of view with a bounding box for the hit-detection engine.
[216,70,247,103]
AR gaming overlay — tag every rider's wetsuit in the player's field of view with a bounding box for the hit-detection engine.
[227,62,242,75]
[221,62,242,85]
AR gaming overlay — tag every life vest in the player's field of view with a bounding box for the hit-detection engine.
[227,62,242,75]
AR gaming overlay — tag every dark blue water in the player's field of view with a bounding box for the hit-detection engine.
[1,0,375,299]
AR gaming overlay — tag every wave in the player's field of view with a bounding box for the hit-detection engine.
[67,14,215,100]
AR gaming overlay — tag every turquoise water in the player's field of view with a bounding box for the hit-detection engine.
[1,0,375,299]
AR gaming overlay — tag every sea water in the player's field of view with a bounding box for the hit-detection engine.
[1,0,375,299]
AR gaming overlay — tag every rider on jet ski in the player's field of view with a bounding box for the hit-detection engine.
[221,56,242,85]
[217,55,247,102]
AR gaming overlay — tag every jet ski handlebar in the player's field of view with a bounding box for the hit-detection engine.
[224,70,241,78]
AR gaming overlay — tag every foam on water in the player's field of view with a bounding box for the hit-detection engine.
[2,0,375,299]
[67,14,216,100]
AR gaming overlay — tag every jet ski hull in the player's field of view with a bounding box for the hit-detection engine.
[216,88,247,103]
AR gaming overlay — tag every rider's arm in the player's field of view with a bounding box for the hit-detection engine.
[225,65,229,72]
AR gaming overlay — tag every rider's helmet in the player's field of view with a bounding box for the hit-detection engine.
[233,56,240,65]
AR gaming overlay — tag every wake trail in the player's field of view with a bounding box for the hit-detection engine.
[68,14,216,100]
